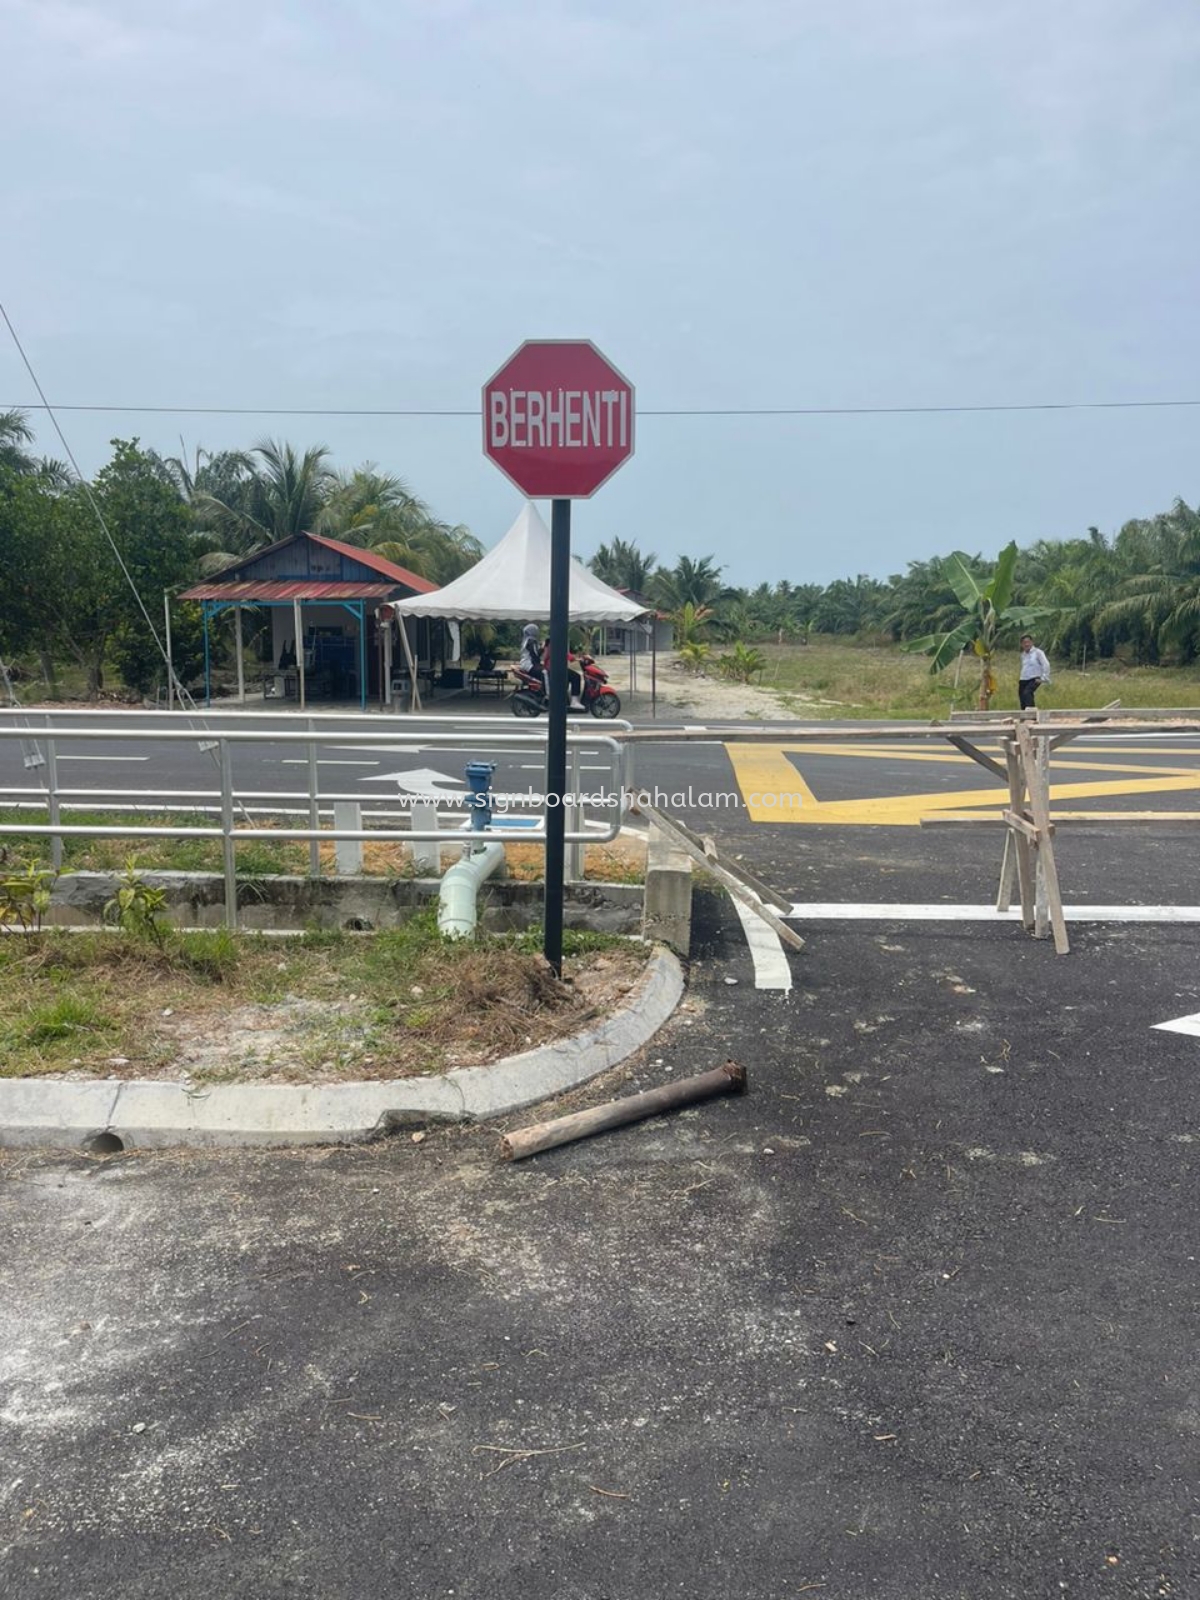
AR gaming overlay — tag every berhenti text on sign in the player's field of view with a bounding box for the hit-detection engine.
[487,387,631,452]
[482,340,635,499]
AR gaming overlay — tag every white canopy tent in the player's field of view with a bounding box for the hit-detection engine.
[390,502,648,623]
[388,502,656,711]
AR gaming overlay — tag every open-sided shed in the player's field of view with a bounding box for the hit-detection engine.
[179,532,438,709]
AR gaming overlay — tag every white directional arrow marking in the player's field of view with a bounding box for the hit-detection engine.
[1153,1011,1200,1038]
[360,766,465,797]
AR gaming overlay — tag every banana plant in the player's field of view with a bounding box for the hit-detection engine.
[904,543,1052,710]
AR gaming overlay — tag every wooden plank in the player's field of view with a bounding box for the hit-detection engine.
[1002,810,1042,842]
[1017,723,1070,954]
[923,812,1200,826]
[1048,700,1121,752]
[648,805,792,913]
[1033,717,1051,940]
[622,722,1014,743]
[1028,719,1200,737]
[996,830,1015,912]
[1004,738,1036,932]
[947,735,1008,781]
[623,715,1200,744]
[642,804,804,950]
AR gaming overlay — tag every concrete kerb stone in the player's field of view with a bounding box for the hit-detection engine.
[642,823,694,954]
[0,948,685,1151]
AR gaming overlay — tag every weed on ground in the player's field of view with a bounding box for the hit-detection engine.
[0,918,645,1084]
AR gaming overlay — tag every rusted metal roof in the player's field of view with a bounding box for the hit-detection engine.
[305,532,438,592]
[188,530,440,595]
[178,580,405,603]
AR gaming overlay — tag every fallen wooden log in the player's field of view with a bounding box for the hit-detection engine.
[499,1060,746,1162]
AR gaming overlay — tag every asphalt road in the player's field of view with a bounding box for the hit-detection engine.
[3,891,1198,1598]
[4,708,1200,904]
[3,707,1200,1597]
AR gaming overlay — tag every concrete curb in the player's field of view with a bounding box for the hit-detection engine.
[0,948,685,1151]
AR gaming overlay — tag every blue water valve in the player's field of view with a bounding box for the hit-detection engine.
[464,761,496,830]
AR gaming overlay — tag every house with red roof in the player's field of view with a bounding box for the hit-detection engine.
[179,531,439,709]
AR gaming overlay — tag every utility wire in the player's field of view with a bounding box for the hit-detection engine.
[0,302,242,805]
[0,301,174,671]
[3,398,1200,419]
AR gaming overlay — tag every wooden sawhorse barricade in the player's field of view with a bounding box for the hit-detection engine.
[939,704,1200,956]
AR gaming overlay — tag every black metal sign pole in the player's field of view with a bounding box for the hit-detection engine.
[544,496,571,976]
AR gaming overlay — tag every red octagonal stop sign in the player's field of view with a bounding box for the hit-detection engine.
[483,339,635,499]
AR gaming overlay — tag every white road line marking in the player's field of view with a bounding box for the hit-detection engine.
[1153,1011,1200,1037]
[330,743,425,753]
[58,755,148,762]
[281,759,379,767]
[731,898,793,991]
[787,902,1200,922]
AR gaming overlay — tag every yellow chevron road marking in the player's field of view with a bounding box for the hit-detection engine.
[722,742,1200,827]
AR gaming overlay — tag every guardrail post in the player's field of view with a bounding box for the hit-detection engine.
[306,721,320,878]
[333,801,363,875]
[410,801,440,873]
[219,739,238,930]
[45,738,62,870]
[565,745,583,883]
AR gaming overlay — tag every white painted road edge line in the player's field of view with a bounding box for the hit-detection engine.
[731,897,793,991]
[787,902,1200,923]
[58,755,148,762]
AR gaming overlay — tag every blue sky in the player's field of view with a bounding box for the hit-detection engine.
[3,0,1198,585]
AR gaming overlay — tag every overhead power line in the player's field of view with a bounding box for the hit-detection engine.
[3,398,1200,419]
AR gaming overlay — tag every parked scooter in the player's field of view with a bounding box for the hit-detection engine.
[509,655,622,718]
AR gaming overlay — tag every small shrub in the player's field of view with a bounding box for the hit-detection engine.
[716,643,767,684]
[677,641,712,674]
[0,859,57,933]
[103,860,170,949]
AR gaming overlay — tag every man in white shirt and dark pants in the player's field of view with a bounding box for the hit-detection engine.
[1018,633,1051,711]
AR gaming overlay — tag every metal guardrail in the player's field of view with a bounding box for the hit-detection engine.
[0,710,632,930]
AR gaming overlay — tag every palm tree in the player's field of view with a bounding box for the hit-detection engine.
[371,524,484,586]
[0,410,38,475]
[161,445,261,572]
[651,555,727,611]
[1093,500,1200,663]
[811,575,889,635]
[316,466,435,546]
[178,439,333,572]
[589,537,658,594]
[247,438,335,542]
[317,466,483,584]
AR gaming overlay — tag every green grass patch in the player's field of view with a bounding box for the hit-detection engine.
[752,639,1200,720]
[0,920,643,1083]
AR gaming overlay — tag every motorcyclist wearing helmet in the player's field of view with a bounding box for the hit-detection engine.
[519,624,544,690]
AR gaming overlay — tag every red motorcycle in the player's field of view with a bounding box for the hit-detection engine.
[510,655,622,718]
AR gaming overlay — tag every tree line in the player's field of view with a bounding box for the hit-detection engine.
[2,406,1197,699]
[0,411,483,696]
[589,499,1200,668]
